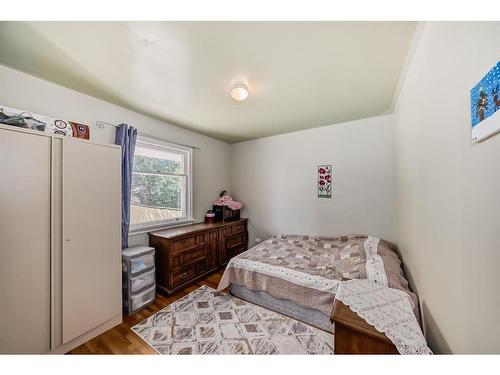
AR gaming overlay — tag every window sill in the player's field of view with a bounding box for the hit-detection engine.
[129,219,195,236]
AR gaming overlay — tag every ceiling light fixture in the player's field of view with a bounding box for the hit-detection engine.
[230,82,249,102]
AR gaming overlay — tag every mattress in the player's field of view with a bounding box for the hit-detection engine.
[230,284,334,332]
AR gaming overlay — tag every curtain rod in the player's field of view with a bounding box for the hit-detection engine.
[96,120,202,150]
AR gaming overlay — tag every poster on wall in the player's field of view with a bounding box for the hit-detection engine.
[470,61,500,143]
[0,104,90,139]
[318,164,332,198]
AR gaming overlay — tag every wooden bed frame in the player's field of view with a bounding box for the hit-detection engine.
[330,299,399,354]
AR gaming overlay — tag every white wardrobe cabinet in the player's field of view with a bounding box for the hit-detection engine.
[0,124,122,354]
[0,128,52,353]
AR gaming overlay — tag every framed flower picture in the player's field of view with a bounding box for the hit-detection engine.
[318,164,332,198]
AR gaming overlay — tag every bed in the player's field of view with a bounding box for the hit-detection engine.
[217,234,419,332]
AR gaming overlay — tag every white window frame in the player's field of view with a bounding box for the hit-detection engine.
[129,135,193,235]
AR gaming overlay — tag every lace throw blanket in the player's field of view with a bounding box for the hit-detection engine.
[335,279,432,355]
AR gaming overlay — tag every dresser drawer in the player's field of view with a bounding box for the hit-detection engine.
[227,232,247,249]
[232,222,246,234]
[221,226,233,237]
[227,244,246,259]
[172,262,205,288]
[171,233,207,254]
[171,245,206,268]
[172,237,195,253]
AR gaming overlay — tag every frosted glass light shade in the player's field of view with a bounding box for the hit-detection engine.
[230,83,249,101]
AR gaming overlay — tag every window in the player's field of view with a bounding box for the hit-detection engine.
[130,136,193,233]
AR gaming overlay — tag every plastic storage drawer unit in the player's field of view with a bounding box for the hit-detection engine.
[122,246,156,315]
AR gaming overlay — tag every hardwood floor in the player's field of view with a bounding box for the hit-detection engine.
[69,270,224,354]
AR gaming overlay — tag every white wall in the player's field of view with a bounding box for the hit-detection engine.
[230,115,397,247]
[0,65,231,247]
[395,22,500,354]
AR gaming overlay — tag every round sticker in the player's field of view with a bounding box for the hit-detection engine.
[54,120,67,129]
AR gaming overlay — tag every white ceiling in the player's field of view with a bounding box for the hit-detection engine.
[0,22,417,142]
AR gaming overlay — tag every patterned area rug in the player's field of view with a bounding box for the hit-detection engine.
[132,285,334,354]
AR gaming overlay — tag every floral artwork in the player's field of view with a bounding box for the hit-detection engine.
[470,61,500,142]
[318,165,332,198]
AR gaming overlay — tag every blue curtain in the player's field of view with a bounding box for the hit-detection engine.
[115,124,137,249]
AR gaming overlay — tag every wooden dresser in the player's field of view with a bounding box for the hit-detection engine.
[330,300,399,354]
[148,218,248,295]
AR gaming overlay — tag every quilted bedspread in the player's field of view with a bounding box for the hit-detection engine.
[218,234,418,318]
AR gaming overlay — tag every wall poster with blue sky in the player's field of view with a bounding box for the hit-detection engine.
[470,61,500,143]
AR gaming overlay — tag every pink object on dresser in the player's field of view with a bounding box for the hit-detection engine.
[213,194,243,211]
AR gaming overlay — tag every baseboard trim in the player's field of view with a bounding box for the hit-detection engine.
[47,314,122,354]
